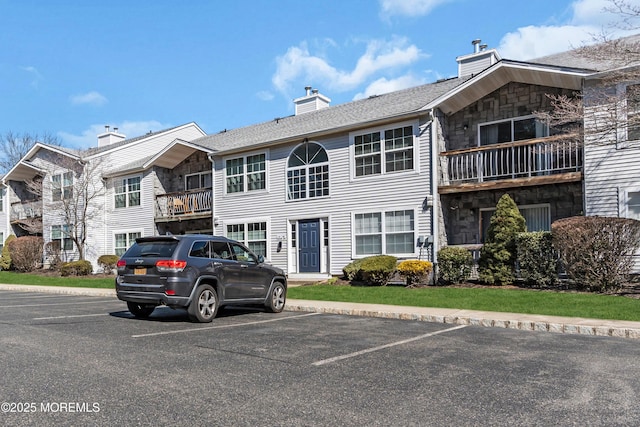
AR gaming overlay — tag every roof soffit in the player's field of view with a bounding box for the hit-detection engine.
[433,63,588,115]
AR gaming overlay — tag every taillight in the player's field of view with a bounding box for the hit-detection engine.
[117,259,126,268]
[156,260,187,272]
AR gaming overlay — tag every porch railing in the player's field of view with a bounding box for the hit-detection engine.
[440,134,583,185]
[10,200,42,222]
[155,189,212,219]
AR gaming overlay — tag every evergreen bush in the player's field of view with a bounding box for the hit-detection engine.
[0,234,16,270]
[360,255,398,286]
[437,246,473,284]
[516,231,558,287]
[60,260,93,276]
[343,258,365,281]
[478,194,526,285]
[397,260,433,286]
[98,255,119,274]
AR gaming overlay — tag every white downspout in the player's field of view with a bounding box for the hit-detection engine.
[429,109,439,274]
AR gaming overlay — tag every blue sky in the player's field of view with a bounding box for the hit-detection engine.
[1,0,638,150]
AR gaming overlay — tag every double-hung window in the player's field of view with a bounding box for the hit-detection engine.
[52,224,73,251]
[353,210,415,256]
[52,171,73,201]
[225,153,266,194]
[114,231,142,256]
[354,125,414,177]
[226,222,268,257]
[115,176,141,208]
[0,187,4,212]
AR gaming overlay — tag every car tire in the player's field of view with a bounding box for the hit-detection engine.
[188,284,218,323]
[265,282,286,313]
[127,302,156,318]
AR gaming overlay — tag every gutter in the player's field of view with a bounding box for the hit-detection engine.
[429,109,439,277]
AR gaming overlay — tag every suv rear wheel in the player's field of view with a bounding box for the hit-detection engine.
[188,284,218,323]
[127,302,156,318]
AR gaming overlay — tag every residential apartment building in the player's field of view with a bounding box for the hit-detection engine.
[3,37,639,276]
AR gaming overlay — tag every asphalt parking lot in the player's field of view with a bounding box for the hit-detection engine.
[2,290,640,426]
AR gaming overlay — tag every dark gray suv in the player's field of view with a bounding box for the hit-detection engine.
[115,234,287,322]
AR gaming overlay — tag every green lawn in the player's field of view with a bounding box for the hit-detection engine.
[287,284,640,321]
[0,271,115,288]
[2,271,639,322]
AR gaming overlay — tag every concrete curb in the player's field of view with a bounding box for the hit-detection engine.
[2,284,640,339]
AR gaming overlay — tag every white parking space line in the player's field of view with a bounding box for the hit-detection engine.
[0,300,111,308]
[132,312,321,338]
[33,313,109,320]
[312,325,468,366]
[0,294,70,300]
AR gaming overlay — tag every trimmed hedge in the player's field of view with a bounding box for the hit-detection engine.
[0,234,16,270]
[343,255,398,286]
[516,231,558,287]
[552,216,640,291]
[437,246,473,284]
[397,260,433,286]
[60,260,93,276]
[98,255,119,274]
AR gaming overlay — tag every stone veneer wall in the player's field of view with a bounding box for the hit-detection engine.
[438,81,582,246]
[440,183,583,245]
[444,82,574,150]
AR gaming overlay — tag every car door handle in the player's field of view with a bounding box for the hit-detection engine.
[212,262,222,267]
[241,264,248,268]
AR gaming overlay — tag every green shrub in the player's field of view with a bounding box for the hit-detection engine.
[437,246,473,284]
[397,260,433,287]
[552,216,640,292]
[478,194,526,285]
[359,255,398,286]
[516,231,558,287]
[343,258,365,281]
[0,234,16,270]
[8,236,44,272]
[60,260,93,276]
[98,255,119,274]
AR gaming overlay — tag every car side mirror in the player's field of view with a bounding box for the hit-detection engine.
[257,255,265,264]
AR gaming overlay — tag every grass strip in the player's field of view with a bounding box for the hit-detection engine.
[287,285,640,321]
[0,271,114,288]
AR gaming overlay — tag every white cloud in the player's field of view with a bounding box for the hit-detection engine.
[70,91,108,106]
[352,74,427,100]
[272,37,425,99]
[498,0,640,61]
[379,0,452,17]
[58,120,171,150]
[21,66,42,88]
[256,90,274,101]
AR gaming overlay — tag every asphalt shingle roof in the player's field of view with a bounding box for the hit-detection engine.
[190,76,471,154]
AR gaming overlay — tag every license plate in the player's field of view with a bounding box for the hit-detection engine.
[134,268,147,275]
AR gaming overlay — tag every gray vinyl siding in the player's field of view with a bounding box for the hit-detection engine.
[212,117,434,275]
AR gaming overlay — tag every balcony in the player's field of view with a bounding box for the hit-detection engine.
[439,134,583,193]
[155,189,212,222]
[10,200,42,223]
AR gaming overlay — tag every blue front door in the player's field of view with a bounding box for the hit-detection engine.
[299,219,320,273]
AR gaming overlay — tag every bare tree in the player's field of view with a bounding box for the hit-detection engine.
[537,0,640,144]
[0,131,61,173]
[25,154,106,261]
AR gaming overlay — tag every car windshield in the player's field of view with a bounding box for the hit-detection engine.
[124,241,178,258]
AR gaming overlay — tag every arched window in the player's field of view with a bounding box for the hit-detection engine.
[287,142,329,200]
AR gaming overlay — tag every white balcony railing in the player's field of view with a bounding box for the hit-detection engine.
[155,189,212,220]
[440,134,583,186]
[10,200,42,222]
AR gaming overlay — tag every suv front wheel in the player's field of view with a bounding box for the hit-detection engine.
[188,284,218,323]
[265,282,286,313]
